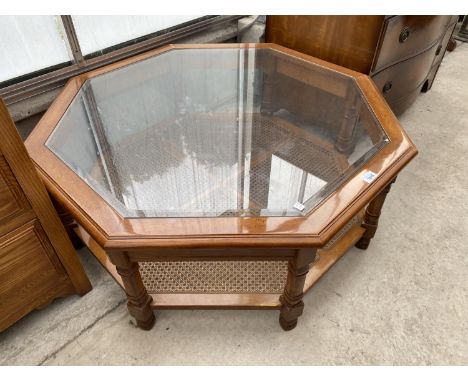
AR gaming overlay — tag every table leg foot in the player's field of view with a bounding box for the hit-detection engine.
[109,252,155,331]
[355,237,371,250]
[278,249,315,331]
[127,293,155,330]
[136,315,156,331]
[279,318,297,331]
[279,300,304,331]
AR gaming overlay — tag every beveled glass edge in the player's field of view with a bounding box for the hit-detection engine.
[42,44,394,220]
[43,80,138,220]
[298,76,392,218]
[299,139,389,217]
[45,80,87,144]
[266,44,357,81]
[85,44,360,83]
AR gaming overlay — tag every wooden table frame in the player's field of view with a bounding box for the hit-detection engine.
[25,43,417,331]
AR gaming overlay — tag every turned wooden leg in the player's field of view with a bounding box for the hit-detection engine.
[356,178,396,250]
[51,198,84,249]
[279,249,317,331]
[335,91,359,154]
[108,252,155,330]
[446,37,457,52]
[261,56,279,115]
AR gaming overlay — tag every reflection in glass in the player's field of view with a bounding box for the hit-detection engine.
[47,47,388,217]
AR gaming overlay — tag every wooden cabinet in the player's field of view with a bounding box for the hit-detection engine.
[0,98,91,332]
[0,155,31,231]
[371,16,452,72]
[266,15,458,115]
[372,42,441,106]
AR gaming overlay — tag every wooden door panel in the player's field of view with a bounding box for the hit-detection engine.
[0,220,72,331]
[0,155,30,224]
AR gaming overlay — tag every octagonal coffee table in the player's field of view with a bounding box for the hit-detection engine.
[26,43,417,331]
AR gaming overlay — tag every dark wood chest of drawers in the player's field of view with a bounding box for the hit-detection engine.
[266,15,458,115]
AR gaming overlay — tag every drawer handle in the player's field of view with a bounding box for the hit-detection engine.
[399,27,411,43]
[383,81,393,94]
[435,44,442,56]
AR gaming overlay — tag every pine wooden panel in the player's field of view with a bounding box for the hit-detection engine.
[0,155,30,224]
[0,220,73,331]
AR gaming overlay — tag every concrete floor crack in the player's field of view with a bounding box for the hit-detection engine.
[37,299,126,366]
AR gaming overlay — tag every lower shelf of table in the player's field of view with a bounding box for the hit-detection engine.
[74,218,364,310]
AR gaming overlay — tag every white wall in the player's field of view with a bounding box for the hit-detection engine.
[0,15,203,83]
[0,16,71,82]
[71,15,201,56]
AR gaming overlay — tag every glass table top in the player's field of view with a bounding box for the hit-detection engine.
[46,47,388,218]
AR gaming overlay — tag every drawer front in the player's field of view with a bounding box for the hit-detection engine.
[372,42,440,106]
[388,84,424,116]
[0,220,70,331]
[372,15,452,73]
[0,155,30,225]
[431,21,457,70]
[421,21,457,95]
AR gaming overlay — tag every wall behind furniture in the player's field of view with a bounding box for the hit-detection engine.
[0,15,202,83]
[71,15,201,56]
[0,16,71,82]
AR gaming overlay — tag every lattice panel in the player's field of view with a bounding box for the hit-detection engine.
[140,260,289,294]
[252,116,348,182]
[139,213,362,295]
[76,112,352,218]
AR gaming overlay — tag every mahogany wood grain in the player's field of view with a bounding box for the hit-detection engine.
[423,20,458,93]
[266,16,384,73]
[266,16,456,115]
[372,43,441,105]
[372,16,453,73]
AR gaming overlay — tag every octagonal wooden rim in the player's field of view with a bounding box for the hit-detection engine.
[25,43,417,250]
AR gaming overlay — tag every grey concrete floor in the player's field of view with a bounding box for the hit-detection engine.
[1,43,467,366]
